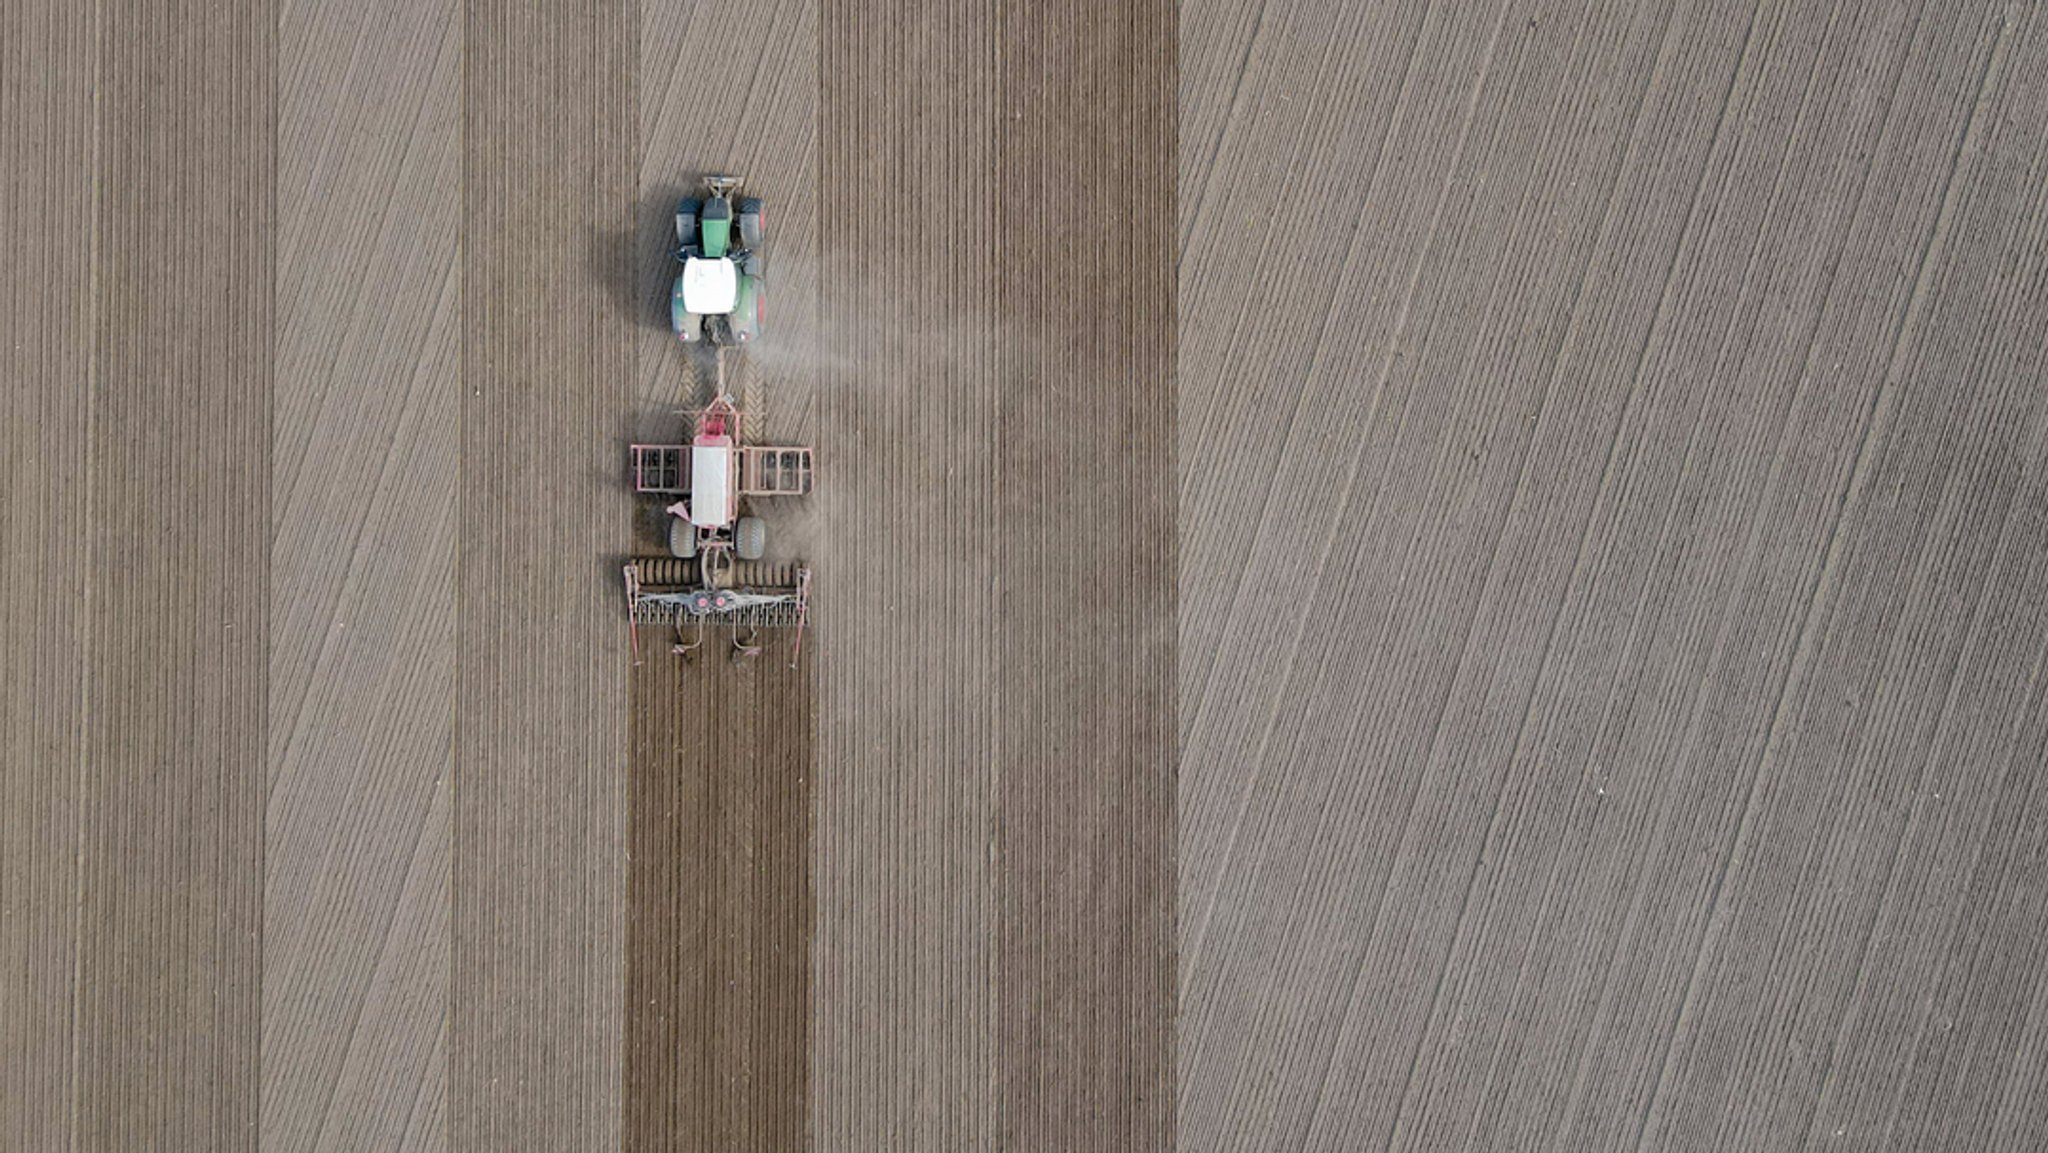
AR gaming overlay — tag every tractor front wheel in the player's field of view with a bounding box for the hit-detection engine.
[738,197,764,248]
[674,198,702,248]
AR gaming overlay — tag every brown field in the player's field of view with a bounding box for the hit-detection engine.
[1180,1,2048,1149]
[3,2,2044,1152]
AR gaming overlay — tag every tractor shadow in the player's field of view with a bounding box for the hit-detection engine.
[591,182,693,332]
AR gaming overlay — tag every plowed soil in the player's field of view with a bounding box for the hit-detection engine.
[6,1,2047,1151]
[811,3,1178,1150]
[4,3,271,1148]
[626,654,813,1153]
[1178,2,2048,1150]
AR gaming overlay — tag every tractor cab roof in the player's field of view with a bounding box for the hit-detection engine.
[679,256,738,315]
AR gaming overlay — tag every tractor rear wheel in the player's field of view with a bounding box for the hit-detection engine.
[735,516,766,561]
[669,516,697,559]
[729,279,762,345]
[738,197,764,248]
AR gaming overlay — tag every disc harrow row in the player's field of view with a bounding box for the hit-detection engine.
[624,556,810,666]
[628,557,804,592]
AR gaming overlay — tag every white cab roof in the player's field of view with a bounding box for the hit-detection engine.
[680,256,738,315]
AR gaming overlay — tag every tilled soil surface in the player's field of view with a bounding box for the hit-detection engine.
[810,2,1178,1151]
[4,3,272,1149]
[9,0,2048,1151]
[265,0,461,1148]
[1178,1,2048,1150]
[626,654,813,1153]
[456,3,636,1149]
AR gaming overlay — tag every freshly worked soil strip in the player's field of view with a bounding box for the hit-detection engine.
[455,2,635,1147]
[55,0,272,1147]
[814,0,1178,1148]
[811,2,1005,1147]
[1,4,100,1149]
[626,654,814,1153]
[990,2,1179,1151]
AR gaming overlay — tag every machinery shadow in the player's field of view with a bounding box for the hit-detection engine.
[590,182,692,333]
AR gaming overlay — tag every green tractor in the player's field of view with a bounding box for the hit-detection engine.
[672,176,764,347]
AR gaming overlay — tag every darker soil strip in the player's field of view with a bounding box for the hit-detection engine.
[75,0,274,1148]
[626,652,815,1153]
[991,2,1179,1150]
[455,0,636,1147]
[1,4,98,1149]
